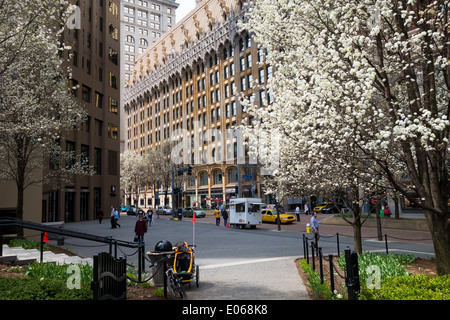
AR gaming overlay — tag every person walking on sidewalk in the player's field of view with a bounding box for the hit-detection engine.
[222,205,229,227]
[97,208,104,224]
[214,208,220,226]
[134,214,148,243]
[310,212,319,248]
[304,202,310,215]
[295,206,300,221]
[114,207,121,228]
[110,206,116,228]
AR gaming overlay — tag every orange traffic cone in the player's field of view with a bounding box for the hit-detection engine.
[43,232,49,242]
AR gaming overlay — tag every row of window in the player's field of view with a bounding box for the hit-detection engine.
[51,141,117,176]
[195,168,239,187]
[124,0,173,13]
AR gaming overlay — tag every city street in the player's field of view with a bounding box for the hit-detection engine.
[58,210,435,300]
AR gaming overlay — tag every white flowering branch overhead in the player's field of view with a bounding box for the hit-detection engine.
[242,0,450,274]
[0,0,88,224]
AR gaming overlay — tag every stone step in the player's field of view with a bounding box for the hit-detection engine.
[0,244,92,266]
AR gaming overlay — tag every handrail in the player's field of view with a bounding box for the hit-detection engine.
[0,217,141,255]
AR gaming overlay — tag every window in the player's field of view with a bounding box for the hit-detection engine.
[109,24,118,40]
[139,38,148,46]
[109,0,118,17]
[65,141,76,169]
[228,168,238,183]
[246,54,252,68]
[259,68,265,84]
[200,172,208,186]
[82,85,91,102]
[109,72,118,89]
[109,47,118,65]
[213,170,222,185]
[81,144,89,165]
[108,123,118,139]
[109,97,118,114]
[126,35,135,43]
[95,92,103,108]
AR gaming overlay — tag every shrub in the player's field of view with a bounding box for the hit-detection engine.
[9,238,49,251]
[0,277,92,300]
[338,252,415,286]
[360,274,450,300]
[300,259,334,300]
[24,262,93,284]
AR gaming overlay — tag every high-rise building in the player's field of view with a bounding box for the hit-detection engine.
[38,0,123,223]
[0,0,122,225]
[124,0,274,209]
[120,0,179,152]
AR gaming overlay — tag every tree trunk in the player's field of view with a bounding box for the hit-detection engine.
[425,210,450,275]
[353,215,363,254]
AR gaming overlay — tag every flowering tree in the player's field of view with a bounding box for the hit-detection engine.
[0,0,88,224]
[120,150,147,207]
[243,0,450,274]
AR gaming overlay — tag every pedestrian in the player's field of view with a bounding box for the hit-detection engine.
[310,212,319,248]
[134,214,147,243]
[114,207,121,228]
[295,206,300,221]
[222,205,229,227]
[304,202,310,215]
[147,207,153,227]
[110,206,116,228]
[214,208,220,226]
[97,208,104,224]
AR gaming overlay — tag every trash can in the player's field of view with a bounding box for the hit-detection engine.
[146,240,174,287]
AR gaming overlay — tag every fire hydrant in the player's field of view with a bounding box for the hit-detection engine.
[306,223,311,234]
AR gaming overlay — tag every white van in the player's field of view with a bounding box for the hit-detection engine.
[229,198,264,229]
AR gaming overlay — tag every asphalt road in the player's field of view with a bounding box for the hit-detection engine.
[58,211,435,300]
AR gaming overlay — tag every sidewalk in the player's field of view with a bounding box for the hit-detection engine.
[182,209,433,245]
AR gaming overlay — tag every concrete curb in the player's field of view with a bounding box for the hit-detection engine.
[320,215,429,231]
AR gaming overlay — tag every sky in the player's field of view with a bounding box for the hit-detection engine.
[176,0,198,22]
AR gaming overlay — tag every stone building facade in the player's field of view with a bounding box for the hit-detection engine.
[124,0,274,209]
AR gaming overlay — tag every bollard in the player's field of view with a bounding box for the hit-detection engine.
[311,243,315,271]
[344,247,360,300]
[305,237,310,264]
[329,254,335,293]
[336,233,340,256]
[319,248,324,284]
[385,234,389,255]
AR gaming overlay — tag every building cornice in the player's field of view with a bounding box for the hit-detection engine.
[124,0,249,106]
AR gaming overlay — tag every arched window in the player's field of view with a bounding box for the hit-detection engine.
[126,35,135,43]
[139,38,148,46]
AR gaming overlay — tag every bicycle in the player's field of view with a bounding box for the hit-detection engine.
[165,262,188,300]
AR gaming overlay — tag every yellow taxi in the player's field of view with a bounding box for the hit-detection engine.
[313,202,333,213]
[261,209,296,224]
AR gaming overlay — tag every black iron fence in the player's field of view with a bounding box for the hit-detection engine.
[301,231,432,300]
[91,252,127,300]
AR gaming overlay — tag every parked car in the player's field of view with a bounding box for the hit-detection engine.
[182,207,206,218]
[120,205,129,212]
[320,203,347,214]
[156,206,172,215]
[261,209,296,224]
[313,202,333,213]
[127,206,138,216]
